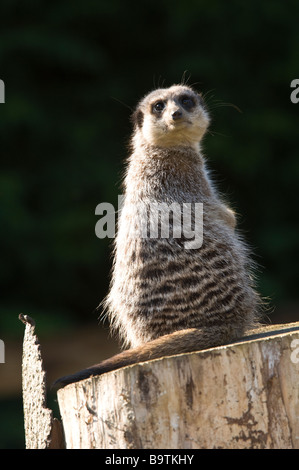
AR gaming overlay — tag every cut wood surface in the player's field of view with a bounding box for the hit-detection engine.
[57,322,299,449]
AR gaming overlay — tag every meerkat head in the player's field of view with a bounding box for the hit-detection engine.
[131,85,210,149]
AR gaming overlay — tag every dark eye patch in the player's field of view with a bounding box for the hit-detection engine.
[179,94,196,110]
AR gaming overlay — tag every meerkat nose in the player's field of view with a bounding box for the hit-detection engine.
[172,109,183,120]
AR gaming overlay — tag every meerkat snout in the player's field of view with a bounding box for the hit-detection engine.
[171,109,183,120]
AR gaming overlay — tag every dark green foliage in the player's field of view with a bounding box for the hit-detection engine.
[0,0,298,334]
[0,398,24,449]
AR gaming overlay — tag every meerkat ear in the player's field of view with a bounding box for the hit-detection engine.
[131,108,144,128]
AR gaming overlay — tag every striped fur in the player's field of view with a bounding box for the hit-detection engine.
[105,145,259,349]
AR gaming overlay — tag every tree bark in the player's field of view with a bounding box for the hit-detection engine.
[57,322,299,449]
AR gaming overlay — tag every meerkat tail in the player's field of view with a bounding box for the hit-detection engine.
[54,325,240,387]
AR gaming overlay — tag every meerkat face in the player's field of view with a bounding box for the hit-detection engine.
[132,85,210,148]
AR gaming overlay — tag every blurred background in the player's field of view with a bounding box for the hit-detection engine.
[0,0,298,448]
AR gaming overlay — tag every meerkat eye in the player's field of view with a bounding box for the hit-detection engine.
[180,95,195,110]
[153,101,165,113]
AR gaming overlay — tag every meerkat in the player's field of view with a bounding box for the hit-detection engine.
[56,84,261,387]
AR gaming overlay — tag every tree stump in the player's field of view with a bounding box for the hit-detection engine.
[57,322,299,449]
